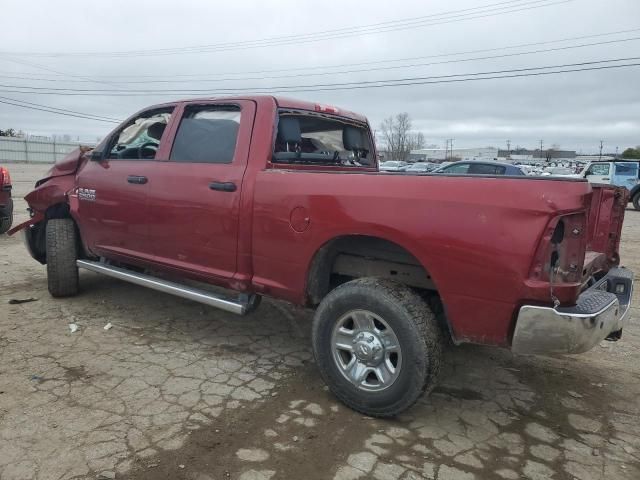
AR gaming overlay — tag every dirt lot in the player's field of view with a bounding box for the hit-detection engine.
[1,163,639,480]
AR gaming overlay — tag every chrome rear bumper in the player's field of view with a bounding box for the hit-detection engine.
[512,267,634,355]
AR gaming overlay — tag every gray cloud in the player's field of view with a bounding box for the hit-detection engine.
[1,0,638,152]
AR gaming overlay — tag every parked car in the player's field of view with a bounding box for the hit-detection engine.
[405,162,439,173]
[580,161,640,210]
[541,167,580,177]
[433,160,526,176]
[379,160,408,172]
[9,96,633,417]
[0,166,12,234]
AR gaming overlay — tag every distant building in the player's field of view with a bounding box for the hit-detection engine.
[497,149,576,163]
[410,147,499,162]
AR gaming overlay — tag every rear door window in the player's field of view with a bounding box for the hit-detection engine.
[443,163,470,174]
[170,106,241,163]
[468,163,506,175]
[614,162,638,176]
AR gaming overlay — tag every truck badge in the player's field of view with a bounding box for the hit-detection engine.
[78,188,96,201]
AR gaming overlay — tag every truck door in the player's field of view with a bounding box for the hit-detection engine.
[611,162,639,190]
[583,162,612,184]
[74,106,175,263]
[145,100,256,280]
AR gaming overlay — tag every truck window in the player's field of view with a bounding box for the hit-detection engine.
[614,163,638,176]
[586,163,610,176]
[443,163,470,174]
[468,163,506,175]
[170,106,241,164]
[108,109,173,160]
[273,113,373,167]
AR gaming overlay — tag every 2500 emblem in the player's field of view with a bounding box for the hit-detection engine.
[78,188,96,201]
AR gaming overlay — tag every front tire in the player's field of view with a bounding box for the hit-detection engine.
[632,192,640,211]
[46,219,79,297]
[311,278,442,417]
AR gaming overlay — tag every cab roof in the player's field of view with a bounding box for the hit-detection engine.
[152,95,368,123]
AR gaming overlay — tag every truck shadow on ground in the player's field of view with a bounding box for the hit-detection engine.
[59,273,639,480]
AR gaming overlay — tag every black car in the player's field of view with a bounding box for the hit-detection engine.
[434,160,526,176]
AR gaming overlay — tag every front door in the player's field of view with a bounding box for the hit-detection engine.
[146,100,256,280]
[74,106,175,263]
[583,162,612,184]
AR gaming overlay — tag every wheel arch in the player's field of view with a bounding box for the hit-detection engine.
[29,203,84,264]
[304,234,453,338]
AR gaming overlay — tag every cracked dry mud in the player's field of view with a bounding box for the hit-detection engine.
[1,164,639,480]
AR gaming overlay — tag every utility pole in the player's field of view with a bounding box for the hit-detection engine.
[450,139,454,160]
[599,140,603,160]
[615,146,619,159]
[539,140,544,163]
[506,140,511,160]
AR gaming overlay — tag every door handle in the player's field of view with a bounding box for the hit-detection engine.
[602,178,610,181]
[127,175,148,185]
[209,181,237,192]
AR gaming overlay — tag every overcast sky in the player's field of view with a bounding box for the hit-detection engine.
[0,0,639,153]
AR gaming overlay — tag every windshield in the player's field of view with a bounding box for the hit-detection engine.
[108,110,173,159]
[273,112,373,167]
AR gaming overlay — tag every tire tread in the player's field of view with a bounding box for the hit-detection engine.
[46,219,79,297]
[312,277,443,417]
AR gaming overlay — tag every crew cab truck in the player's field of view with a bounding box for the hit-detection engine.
[9,96,634,417]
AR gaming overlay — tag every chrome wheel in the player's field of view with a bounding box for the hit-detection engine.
[330,309,402,391]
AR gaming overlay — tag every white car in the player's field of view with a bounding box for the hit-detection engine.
[405,162,439,173]
[379,161,408,172]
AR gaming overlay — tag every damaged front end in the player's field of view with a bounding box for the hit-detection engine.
[8,147,91,263]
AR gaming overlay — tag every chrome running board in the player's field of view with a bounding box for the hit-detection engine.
[77,259,254,315]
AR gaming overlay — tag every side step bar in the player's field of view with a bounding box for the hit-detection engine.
[77,260,254,315]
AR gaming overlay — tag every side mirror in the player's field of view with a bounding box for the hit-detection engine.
[90,149,103,161]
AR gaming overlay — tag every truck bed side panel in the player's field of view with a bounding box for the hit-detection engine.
[251,171,592,345]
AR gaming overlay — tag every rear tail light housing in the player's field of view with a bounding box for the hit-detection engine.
[530,213,587,284]
[0,167,11,187]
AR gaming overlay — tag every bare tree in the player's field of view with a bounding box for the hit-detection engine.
[379,113,425,161]
[0,128,17,137]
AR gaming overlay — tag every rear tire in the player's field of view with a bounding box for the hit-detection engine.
[46,219,79,297]
[311,278,442,417]
[632,192,640,211]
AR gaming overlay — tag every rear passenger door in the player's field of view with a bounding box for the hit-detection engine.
[146,100,256,280]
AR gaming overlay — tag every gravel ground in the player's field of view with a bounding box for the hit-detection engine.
[1,163,639,480]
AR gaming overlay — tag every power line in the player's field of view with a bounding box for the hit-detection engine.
[0,96,122,122]
[10,26,638,80]
[0,58,637,97]
[0,0,570,58]
[0,54,120,87]
[1,56,636,95]
[2,35,638,86]
[0,97,121,123]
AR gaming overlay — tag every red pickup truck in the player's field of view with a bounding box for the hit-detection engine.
[10,96,634,417]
